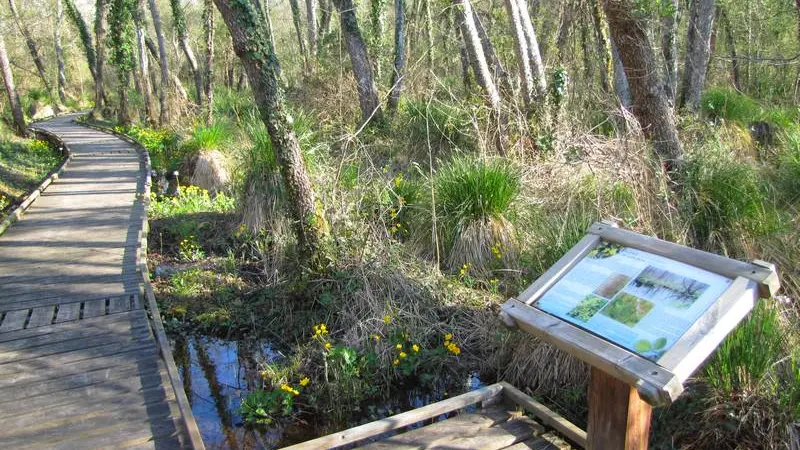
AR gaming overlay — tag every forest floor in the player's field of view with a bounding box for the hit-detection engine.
[0,132,62,216]
[79,81,800,449]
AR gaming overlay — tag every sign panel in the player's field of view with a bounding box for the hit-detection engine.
[534,240,733,361]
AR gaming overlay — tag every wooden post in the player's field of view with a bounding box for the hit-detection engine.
[587,367,652,450]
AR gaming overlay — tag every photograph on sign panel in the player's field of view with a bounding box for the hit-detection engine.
[628,266,710,310]
[593,273,631,298]
[600,292,655,326]
[567,295,609,323]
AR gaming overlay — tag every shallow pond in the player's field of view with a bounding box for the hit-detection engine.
[170,336,485,449]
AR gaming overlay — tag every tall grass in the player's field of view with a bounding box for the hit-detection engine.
[403,99,474,152]
[701,88,762,125]
[239,116,285,232]
[775,129,800,203]
[182,123,232,154]
[431,156,520,273]
[682,145,782,252]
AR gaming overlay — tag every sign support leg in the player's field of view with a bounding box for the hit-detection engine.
[587,367,652,450]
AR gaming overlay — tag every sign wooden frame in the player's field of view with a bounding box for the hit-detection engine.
[500,221,779,406]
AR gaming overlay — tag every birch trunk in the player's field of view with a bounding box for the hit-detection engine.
[611,38,631,108]
[204,0,215,124]
[288,0,309,69]
[213,0,327,266]
[605,0,683,170]
[661,0,678,105]
[306,0,318,57]
[679,0,715,111]
[148,0,170,124]
[55,0,68,105]
[135,0,155,124]
[333,0,383,125]
[94,0,108,116]
[388,0,405,112]
[454,0,500,111]
[170,0,204,106]
[8,0,51,92]
[589,0,611,93]
[0,24,26,137]
[319,0,332,38]
[516,0,546,98]
[473,12,509,92]
[504,0,534,110]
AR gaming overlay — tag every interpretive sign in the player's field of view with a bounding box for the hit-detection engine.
[500,221,781,449]
[534,240,733,362]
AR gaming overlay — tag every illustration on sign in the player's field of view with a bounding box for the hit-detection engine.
[534,241,733,360]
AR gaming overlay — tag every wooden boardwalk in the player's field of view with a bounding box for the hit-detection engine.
[0,114,200,449]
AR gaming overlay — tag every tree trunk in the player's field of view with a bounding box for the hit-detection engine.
[661,0,678,106]
[306,0,318,57]
[203,0,215,124]
[453,0,500,111]
[473,11,509,92]
[388,0,405,112]
[333,0,383,126]
[517,0,546,98]
[504,0,534,110]
[589,0,611,93]
[288,0,310,69]
[213,0,327,266]
[64,0,98,84]
[424,0,434,70]
[8,0,51,92]
[148,0,170,124]
[679,0,715,111]
[94,0,108,116]
[456,24,471,90]
[555,1,573,61]
[319,0,332,39]
[55,0,68,105]
[369,0,387,79]
[717,6,741,92]
[170,0,204,106]
[135,0,156,124]
[611,38,631,108]
[0,23,26,137]
[604,0,683,170]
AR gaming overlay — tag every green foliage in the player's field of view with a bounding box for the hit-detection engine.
[181,123,232,154]
[169,0,188,38]
[120,125,182,171]
[774,129,800,203]
[178,235,206,261]
[107,0,137,77]
[435,157,519,229]
[683,147,782,247]
[64,0,96,71]
[381,172,422,239]
[240,389,295,426]
[0,138,60,211]
[403,100,473,151]
[701,88,761,125]
[705,300,785,395]
[150,185,236,219]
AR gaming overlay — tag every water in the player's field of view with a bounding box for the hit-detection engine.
[170,335,484,449]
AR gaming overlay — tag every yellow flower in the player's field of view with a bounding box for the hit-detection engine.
[395,344,403,350]
[325,342,332,350]
[260,370,269,379]
[299,377,310,387]
[444,333,453,341]
[372,334,381,342]
[399,352,407,358]
[383,315,392,324]
[392,359,400,366]
[412,344,420,353]
[280,384,300,396]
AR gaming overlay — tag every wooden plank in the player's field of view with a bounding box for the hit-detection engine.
[658,277,757,381]
[0,309,29,332]
[503,437,562,450]
[82,298,106,318]
[500,382,587,448]
[0,309,145,343]
[54,302,81,323]
[26,306,54,328]
[0,326,153,365]
[360,407,512,450]
[284,384,506,450]
[586,222,779,296]
[587,367,651,450]
[500,299,682,405]
[0,317,146,353]
[132,293,143,309]
[516,235,601,305]
[427,417,537,450]
[108,295,132,314]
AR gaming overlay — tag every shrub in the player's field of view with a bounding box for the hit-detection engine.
[149,185,236,219]
[122,125,181,171]
[433,156,520,273]
[701,88,761,125]
[239,116,284,232]
[682,147,781,250]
